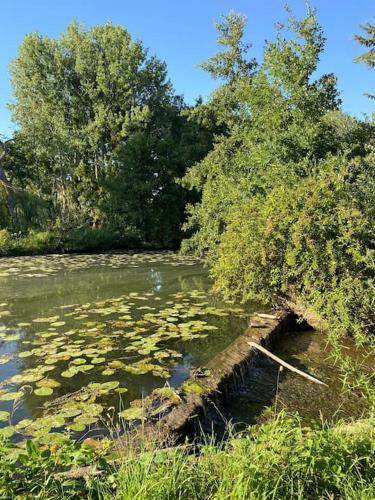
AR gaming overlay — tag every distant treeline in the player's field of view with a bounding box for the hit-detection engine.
[0,22,215,250]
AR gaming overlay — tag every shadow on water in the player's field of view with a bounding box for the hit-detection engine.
[205,322,372,440]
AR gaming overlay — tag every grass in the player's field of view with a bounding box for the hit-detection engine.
[0,413,374,499]
[0,226,149,257]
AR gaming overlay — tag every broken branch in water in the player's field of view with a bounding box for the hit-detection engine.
[247,341,328,387]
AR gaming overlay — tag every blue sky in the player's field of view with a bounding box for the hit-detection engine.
[0,0,374,136]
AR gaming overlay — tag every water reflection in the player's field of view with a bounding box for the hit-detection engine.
[149,268,163,292]
[0,252,257,438]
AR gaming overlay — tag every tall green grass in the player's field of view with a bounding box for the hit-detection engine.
[1,413,374,499]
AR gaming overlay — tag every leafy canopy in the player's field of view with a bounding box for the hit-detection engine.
[355,22,375,98]
[182,9,375,343]
[7,22,211,247]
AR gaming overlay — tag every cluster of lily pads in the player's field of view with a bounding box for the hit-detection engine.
[0,288,246,441]
[0,252,200,279]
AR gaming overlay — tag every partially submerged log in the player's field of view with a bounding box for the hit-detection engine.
[248,341,328,387]
[256,313,279,320]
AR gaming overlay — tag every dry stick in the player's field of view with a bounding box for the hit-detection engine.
[247,341,328,387]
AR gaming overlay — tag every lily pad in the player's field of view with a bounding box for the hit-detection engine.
[0,391,23,401]
[61,369,77,378]
[0,410,10,422]
[153,387,181,404]
[0,426,15,438]
[181,381,209,395]
[15,419,33,430]
[71,358,86,365]
[19,351,33,358]
[77,364,94,372]
[74,415,98,426]
[51,321,66,327]
[92,357,105,364]
[102,368,115,376]
[0,354,13,365]
[36,378,61,389]
[59,407,82,418]
[119,407,146,421]
[69,422,86,432]
[34,387,54,396]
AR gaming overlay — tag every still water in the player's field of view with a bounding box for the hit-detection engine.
[0,252,256,440]
[221,328,372,430]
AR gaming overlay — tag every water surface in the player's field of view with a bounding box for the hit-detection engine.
[0,252,256,440]
[221,328,372,430]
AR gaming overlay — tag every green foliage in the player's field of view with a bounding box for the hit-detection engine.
[0,229,12,255]
[212,153,375,343]
[355,22,375,98]
[0,187,11,229]
[0,226,143,256]
[6,22,212,248]
[103,98,209,248]
[0,414,373,499]
[182,8,375,344]
[200,11,256,83]
[61,225,138,252]
[182,9,340,255]
[0,230,58,256]
[0,435,111,498]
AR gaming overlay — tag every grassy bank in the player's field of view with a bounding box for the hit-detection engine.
[0,227,168,257]
[1,413,374,499]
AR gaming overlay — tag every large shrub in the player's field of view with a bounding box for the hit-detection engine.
[182,9,375,343]
[212,153,375,343]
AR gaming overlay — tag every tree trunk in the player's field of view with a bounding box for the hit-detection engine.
[0,140,16,217]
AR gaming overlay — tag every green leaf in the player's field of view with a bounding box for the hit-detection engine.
[119,407,146,421]
[34,387,54,396]
[0,411,10,422]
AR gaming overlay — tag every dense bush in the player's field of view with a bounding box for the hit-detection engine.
[0,229,58,256]
[0,226,146,256]
[212,153,375,344]
[182,9,375,343]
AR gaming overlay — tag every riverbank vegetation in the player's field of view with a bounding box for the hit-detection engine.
[1,413,374,499]
[0,22,214,251]
[181,9,375,348]
[1,4,375,498]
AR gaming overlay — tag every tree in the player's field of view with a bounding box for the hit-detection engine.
[197,12,257,132]
[182,8,375,343]
[182,8,340,258]
[10,22,174,229]
[0,138,15,220]
[102,97,212,247]
[355,22,375,98]
[6,21,215,248]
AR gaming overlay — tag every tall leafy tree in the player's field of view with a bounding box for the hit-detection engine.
[10,22,177,233]
[182,8,375,343]
[182,9,340,257]
[102,97,212,247]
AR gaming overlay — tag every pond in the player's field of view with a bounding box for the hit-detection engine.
[0,252,257,442]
